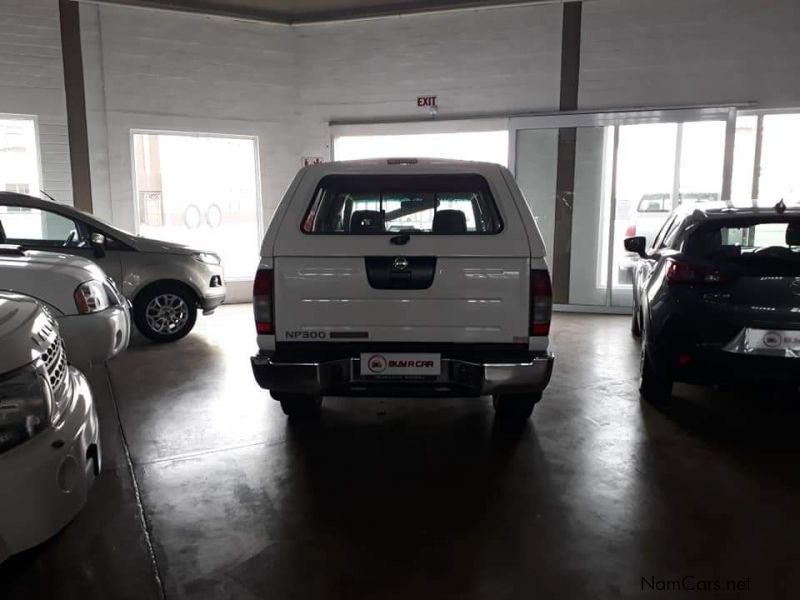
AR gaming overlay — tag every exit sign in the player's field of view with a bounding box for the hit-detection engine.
[417,95,437,108]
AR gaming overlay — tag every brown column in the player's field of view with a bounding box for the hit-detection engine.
[552,1,582,303]
[59,0,93,212]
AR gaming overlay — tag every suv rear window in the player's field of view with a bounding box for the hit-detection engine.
[684,218,800,259]
[302,174,503,235]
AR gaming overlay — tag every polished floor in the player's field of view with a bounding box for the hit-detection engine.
[1,306,799,599]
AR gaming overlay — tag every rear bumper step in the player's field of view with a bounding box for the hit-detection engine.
[251,353,554,397]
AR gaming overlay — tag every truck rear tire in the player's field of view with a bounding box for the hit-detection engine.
[492,392,541,421]
[272,392,323,419]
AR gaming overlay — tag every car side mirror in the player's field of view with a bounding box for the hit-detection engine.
[90,232,106,258]
[624,236,648,258]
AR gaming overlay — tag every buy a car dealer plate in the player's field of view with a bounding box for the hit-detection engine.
[360,353,441,379]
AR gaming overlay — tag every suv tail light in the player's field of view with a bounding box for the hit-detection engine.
[665,258,726,284]
[530,269,552,336]
[253,269,274,334]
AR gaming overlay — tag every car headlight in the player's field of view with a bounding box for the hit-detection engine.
[193,252,221,266]
[75,280,111,314]
[0,361,53,454]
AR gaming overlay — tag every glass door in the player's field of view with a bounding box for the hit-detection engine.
[514,125,614,307]
[511,109,731,311]
[611,120,727,306]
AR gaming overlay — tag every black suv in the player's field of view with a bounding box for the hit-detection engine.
[625,201,800,404]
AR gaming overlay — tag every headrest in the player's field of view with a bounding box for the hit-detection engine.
[350,210,383,233]
[432,210,467,234]
[684,228,722,257]
[786,223,800,246]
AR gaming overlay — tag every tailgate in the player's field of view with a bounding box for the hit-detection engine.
[274,256,530,344]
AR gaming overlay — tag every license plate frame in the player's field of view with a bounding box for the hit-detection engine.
[359,352,442,380]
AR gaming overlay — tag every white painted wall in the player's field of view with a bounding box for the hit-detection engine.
[79,2,564,232]
[79,3,297,232]
[0,0,72,204]
[78,0,800,235]
[295,4,564,157]
[580,0,800,110]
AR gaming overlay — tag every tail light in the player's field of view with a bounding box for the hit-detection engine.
[253,269,274,334]
[530,269,552,336]
[625,224,637,237]
[665,258,725,284]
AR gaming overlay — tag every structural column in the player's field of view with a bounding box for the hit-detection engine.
[552,1,582,303]
[59,0,93,212]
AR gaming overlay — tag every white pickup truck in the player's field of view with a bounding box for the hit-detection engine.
[251,158,554,421]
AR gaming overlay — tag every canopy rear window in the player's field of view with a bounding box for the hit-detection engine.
[301,174,503,235]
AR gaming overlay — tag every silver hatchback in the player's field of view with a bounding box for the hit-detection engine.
[0,192,225,342]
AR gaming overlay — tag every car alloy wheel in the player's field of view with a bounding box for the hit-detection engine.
[145,293,190,335]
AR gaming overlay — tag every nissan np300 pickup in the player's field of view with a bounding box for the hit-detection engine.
[251,158,554,421]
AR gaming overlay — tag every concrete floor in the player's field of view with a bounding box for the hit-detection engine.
[1,306,799,599]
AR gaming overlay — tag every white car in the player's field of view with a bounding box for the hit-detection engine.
[251,158,554,421]
[0,292,100,563]
[0,245,130,368]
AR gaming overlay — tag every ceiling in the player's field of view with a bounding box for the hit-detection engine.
[90,0,563,24]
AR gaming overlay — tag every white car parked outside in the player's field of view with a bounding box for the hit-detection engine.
[0,292,100,563]
[0,245,130,368]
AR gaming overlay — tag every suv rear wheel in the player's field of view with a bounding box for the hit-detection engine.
[272,392,323,419]
[134,283,198,343]
[639,344,672,405]
[492,392,541,421]
[631,307,642,337]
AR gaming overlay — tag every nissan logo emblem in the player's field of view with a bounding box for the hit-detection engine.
[791,278,800,297]
[393,256,409,271]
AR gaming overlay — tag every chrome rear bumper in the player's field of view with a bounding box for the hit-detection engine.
[251,353,554,396]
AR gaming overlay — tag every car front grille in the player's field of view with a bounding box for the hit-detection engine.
[43,334,68,392]
[33,310,71,412]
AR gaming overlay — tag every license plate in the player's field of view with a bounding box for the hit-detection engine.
[359,353,441,378]
[749,329,800,352]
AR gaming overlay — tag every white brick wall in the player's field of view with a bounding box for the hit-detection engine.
[0,0,72,204]
[580,0,800,110]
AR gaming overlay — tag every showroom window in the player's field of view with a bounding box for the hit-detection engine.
[131,132,261,280]
[0,116,41,197]
[731,111,800,207]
